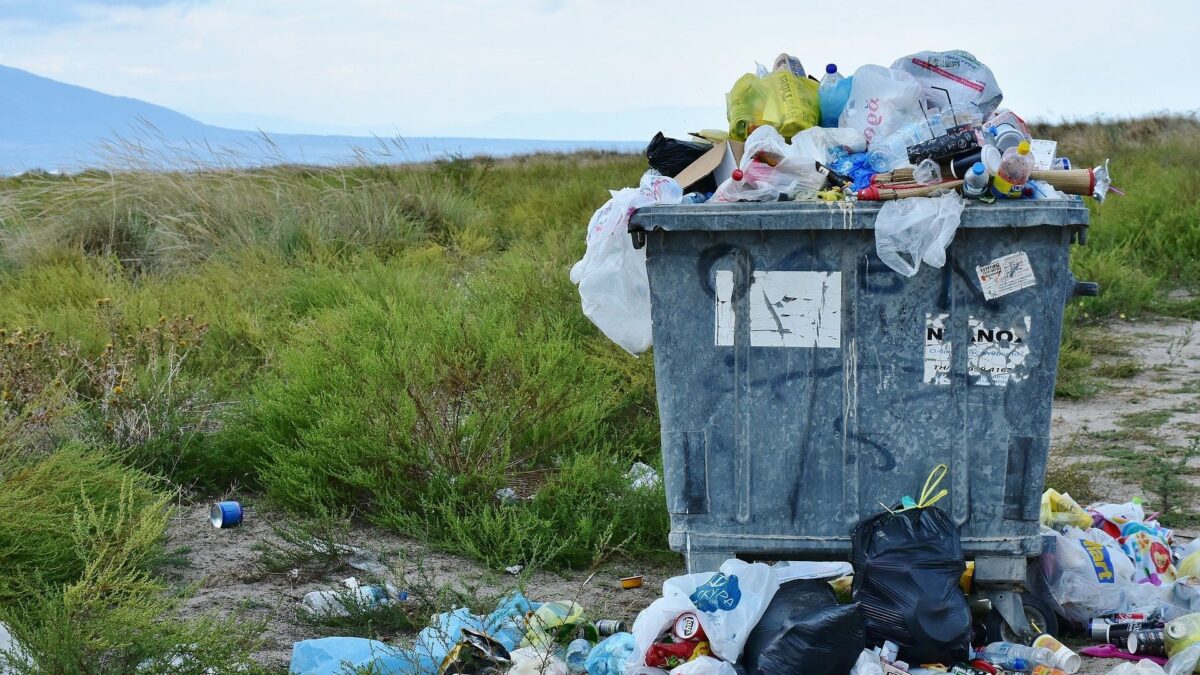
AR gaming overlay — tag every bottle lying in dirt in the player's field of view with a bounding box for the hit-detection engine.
[978,641,1053,671]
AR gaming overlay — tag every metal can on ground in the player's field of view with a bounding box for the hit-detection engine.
[210,501,243,528]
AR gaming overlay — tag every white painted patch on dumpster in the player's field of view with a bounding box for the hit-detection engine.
[713,271,841,348]
[924,313,951,385]
[968,315,1032,386]
[976,251,1037,300]
[714,271,736,346]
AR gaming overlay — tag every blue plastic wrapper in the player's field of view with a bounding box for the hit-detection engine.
[584,632,635,675]
[289,592,533,674]
[830,151,876,192]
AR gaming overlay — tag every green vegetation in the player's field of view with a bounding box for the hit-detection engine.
[1,118,1198,666]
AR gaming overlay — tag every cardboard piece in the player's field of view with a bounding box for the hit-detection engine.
[673,140,744,192]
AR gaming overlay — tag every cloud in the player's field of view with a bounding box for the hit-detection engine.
[0,0,1197,140]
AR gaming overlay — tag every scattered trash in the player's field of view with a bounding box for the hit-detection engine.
[504,564,524,576]
[509,647,567,675]
[0,622,32,674]
[873,191,966,277]
[584,632,635,675]
[300,577,392,618]
[738,575,864,675]
[620,575,643,590]
[627,462,661,490]
[209,500,242,528]
[346,549,390,576]
[495,487,518,504]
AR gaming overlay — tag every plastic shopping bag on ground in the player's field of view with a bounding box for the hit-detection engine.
[712,126,826,203]
[1041,489,1095,530]
[569,172,682,355]
[1043,526,1161,623]
[584,632,635,675]
[629,559,780,665]
[1102,645,1200,675]
[668,656,737,675]
[873,191,966,277]
[891,50,1003,118]
[839,65,925,147]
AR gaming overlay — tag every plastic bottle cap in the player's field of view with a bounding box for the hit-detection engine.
[826,63,837,74]
[971,162,985,175]
[1017,140,1031,155]
[1013,658,1028,671]
[731,169,744,181]
[1168,622,1188,638]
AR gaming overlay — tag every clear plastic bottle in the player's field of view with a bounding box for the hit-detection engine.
[819,64,851,128]
[867,116,949,172]
[991,140,1035,199]
[962,161,990,199]
[978,642,1055,671]
[565,638,592,673]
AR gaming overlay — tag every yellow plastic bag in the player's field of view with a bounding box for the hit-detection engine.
[725,72,819,141]
[1040,489,1094,530]
[520,600,587,649]
[1180,551,1200,578]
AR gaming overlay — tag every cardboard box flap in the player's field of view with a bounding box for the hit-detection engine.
[673,141,744,191]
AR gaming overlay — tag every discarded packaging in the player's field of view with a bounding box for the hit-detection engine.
[209,500,242,528]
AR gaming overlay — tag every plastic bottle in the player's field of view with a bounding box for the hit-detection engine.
[565,638,592,673]
[962,162,990,199]
[991,140,1035,199]
[1031,634,1081,673]
[819,64,851,128]
[978,642,1054,671]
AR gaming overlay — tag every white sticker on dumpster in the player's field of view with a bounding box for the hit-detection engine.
[714,271,841,348]
[968,316,1032,386]
[976,251,1037,300]
[924,313,951,385]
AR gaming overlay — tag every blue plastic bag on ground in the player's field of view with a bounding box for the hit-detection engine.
[585,632,635,675]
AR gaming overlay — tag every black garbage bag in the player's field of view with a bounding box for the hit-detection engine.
[738,579,864,675]
[851,506,972,664]
[645,132,715,193]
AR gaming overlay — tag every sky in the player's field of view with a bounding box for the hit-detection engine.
[1,0,1198,141]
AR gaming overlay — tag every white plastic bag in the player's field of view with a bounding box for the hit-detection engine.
[849,649,885,675]
[629,559,780,666]
[873,191,966,277]
[891,50,1003,118]
[668,656,737,675]
[790,126,867,163]
[569,172,682,355]
[838,65,925,147]
[1103,646,1200,675]
[1045,526,1162,624]
[509,647,568,675]
[712,126,826,203]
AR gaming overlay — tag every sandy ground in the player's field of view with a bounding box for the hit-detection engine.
[167,317,1200,674]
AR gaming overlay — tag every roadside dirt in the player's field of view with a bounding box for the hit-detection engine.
[167,317,1200,674]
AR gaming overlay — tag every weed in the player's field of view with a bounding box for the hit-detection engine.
[1093,360,1144,379]
[1140,439,1200,527]
[1119,409,1174,429]
[1044,458,1099,506]
[251,517,356,582]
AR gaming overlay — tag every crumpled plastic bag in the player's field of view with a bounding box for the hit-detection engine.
[726,71,819,141]
[668,656,737,675]
[891,50,1004,118]
[1123,520,1177,586]
[849,649,884,675]
[790,126,867,165]
[712,126,826,203]
[1043,526,1161,624]
[509,647,568,675]
[839,65,925,147]
[584,632,635,675]
[569,172,682,355]
[873,191,966,277]
[1161,577,1200,621]
[629,559,780,665]
[1041,489,1095,530]
[521,600,587,649]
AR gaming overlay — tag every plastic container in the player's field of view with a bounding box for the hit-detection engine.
[1031,634,1081,673]
[818,64,852,128]
[979,641,1054,670]
[962,162,990,199]
[992,140,1035,199]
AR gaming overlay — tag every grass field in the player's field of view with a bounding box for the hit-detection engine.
[0,116,1197,670]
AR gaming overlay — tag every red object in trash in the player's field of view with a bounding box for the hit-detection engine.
[731,169,744,181]
[645,640,711,668]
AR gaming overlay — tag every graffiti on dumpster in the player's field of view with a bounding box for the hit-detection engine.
[967,316,1032,386]
[714,271,841,348]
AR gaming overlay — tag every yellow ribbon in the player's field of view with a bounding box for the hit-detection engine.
[916,463,949,509]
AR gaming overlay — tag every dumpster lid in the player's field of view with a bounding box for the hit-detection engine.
[629,199,1090,234]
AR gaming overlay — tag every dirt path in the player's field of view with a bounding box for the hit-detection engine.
[166,317,1200,674]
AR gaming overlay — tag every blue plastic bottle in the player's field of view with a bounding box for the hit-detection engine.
[819,64,852,128]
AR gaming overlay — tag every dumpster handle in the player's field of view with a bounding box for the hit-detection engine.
[630,228,647,250]
[1072,281,1100,297]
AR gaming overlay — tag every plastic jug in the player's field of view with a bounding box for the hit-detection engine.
[818,64,852,128]
[991,140,1034,199]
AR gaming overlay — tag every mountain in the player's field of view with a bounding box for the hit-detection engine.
[0,65,643,173]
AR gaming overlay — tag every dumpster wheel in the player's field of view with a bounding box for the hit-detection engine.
[983,592,1058,644]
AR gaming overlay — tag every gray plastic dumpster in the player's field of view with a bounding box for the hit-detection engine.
[629,200,1093,637]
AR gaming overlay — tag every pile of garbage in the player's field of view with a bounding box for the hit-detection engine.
[285,467,1200,675]
[570,49,1116,355]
